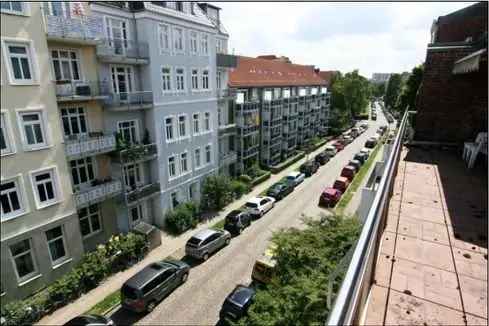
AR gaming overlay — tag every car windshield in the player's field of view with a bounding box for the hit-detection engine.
[122,284,138,300]
[246,202,258,208]
[187,237,201,246]
[226,214,239,223]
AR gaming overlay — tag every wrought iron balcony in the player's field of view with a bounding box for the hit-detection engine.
[126,182,161,204]
[115,143,158,164]
[74,179,122,208]
[103,91,153,111]
[97,39,150,64]
[65,133,116,159]
[43,9,104,44]
[54,81,109,102]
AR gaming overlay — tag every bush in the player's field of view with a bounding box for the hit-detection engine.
[230,180,250,199]
[246,163,267,179]
[270,152,305,173]
[200,175,233,211]
[251,171,272,186]
[165,202,200,235]
[238,174,253,184]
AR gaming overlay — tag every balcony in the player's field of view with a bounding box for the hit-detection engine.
[219,151,238,166]
[218,123,237,137]
[126,182,161,204]
[240,125,259,135]
[236,101,260,113]
[241,146,259,159]
[216,88,237,100]
[97,39,150,65]
[65,133,116,159]
[114,143,158,164]
[216,53,238,68]
[103,91,153,111]
[55,81,109,102]
[74,179,122,208]
[43,11,104,45]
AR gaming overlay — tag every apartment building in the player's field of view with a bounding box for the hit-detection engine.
[229,55,329,170]
[1,2,84,301]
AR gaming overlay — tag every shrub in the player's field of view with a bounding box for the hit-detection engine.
[238,174,253,184]
[246,163,266,179]
[251,171,272,186]
[230,180,250,199]
[165,202,200,235]
[200,175,233,211]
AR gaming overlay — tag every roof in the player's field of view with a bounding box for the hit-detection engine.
[336,176,349,182]
[191,228,218,240]
[124,262,170,288]
[287,171,302,177]
[247,196,266,204]
[318,70,340,87]
[229,56,327,88]
[323,187,339,195]
[227,285,255,307]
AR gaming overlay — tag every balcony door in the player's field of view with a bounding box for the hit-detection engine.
[111,66,134,102]
[105,17,128,55]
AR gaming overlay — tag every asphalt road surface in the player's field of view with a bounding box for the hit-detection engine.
[111,110,387,325]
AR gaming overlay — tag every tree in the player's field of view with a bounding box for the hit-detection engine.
[395,64,424,113]
[384,73,403,110]
[200,174,233,211]
[371,82,386,99]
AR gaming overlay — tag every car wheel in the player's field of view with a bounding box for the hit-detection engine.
[147,301,157,313]
[260,211,264,218]
[203,252,209,261]
[225,238,231,245]
[181,272,188,283]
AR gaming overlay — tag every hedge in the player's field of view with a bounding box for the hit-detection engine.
[251,171,272,187]
[269,151,305,174]
[165,201,201,235]
[0,233,148,326]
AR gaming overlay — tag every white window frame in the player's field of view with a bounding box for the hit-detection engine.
[60,107,88,139]
[29,166,62,209]
[194,147,202,169]
[180,151,189,174]
[117,119,139,144]
[1,111,16,156]
[204,111,211,132]
[205,144,212,165]
[161,66,172,93]
[165,115,176,142]
[158,23,171,53]
[69,157,96,188]
[188,182,198,201]
[193,112,200,135]
[170,190,179,209]
[175,67,186,92]
[50,48,82,82]
[78,204,102,238]
[16,108,50,151]
[123,163,143,189]
[0,1,29,16]
[191,68,199,91]
[200,33,208,55]
[201,69,210,90]
[1,38,38,85]
[189,30,198,55]
[9,238,38,283]
[129,201,146,227]
[45,225,69,266]
[173,26,185,53]
[177,114,188,139]
[168,155,177,179]
[1,175,28,221]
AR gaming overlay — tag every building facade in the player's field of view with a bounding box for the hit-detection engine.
[229,55,329,170]
[370,73,392,84]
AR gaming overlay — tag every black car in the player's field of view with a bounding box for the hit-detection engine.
[224,210,252,235]
[365,138,376,149]
[353,152,368,164]
[266,182,294,200]
[348,159,362,172]
[64,314,114,326]
[314,152,329,165]
[219,285,256,321]
[299,160,319,177]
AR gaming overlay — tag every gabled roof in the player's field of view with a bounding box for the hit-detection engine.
[229,56,326,88]
[318,70,340,87]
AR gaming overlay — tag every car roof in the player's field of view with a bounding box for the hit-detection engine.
[247,196,266,204]
[124,262,173,288]
[287,171,301,177]
[227,285,255,306]
[191,228,219,241]
[349,159,361,164]
[227,210,243,217]
[343,165,356,170]
[325,145,335,149]
[323,187,339,195]
[336,176,349,182]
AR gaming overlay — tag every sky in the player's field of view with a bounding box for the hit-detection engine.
[213,1,475,78]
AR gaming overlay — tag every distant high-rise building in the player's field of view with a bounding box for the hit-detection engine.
[371,73,392,84]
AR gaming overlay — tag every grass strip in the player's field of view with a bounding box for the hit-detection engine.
[86,290,120,316]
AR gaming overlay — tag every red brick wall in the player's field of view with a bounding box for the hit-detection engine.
[414,47,488,143]
[436,2,487,43]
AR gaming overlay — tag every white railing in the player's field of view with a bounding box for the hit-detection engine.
[65,135,116,158]
[74,180,122,208]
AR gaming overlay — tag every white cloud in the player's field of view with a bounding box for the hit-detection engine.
[214,1,474,78]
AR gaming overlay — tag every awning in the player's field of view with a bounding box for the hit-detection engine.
[452,48,487,74]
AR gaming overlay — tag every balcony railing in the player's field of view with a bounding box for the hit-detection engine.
[327,110,410,325]
[241,146,259,159]
[65,133,116,159]
[219,151,238,166]
[103,91,153,111]
[216,88,237,99]
[43,10,104,44]
[236,101,260,112]
[116,143,158,164]
[55,81,109,102]
[240,125,259,135]
[126,182,160,203]
[97,39,149,63]
[218,123,237,136]
[74,179,122,208]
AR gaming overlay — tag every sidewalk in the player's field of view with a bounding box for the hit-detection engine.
[37,139,336,326]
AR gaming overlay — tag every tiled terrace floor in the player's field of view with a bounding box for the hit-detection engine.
[363,146,488,325]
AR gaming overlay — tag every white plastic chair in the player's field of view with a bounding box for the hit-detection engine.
[463,132,488,169]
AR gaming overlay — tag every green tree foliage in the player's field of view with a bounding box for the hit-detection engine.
[200,174,234,211]
[384,73,403,110]
[395,65,424,113]
[239,216,361,325]
[371,82,386,99]
[165,201,200,234]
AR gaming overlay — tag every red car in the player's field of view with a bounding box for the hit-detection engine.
[333,141,345,152]
[340,165,356,182]
[319,187,342,207]
[333,177,350,193]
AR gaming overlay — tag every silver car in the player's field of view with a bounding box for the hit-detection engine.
[185,229,231,261]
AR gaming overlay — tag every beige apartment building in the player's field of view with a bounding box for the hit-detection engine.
[0,2,85,301]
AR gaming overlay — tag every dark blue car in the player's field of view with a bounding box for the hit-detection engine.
[219,285,256,321]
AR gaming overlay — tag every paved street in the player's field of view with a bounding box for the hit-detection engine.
[109,111,387,325]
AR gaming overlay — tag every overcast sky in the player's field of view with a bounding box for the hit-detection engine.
[214,1,474,78]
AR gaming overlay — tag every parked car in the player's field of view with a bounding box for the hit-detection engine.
[319,187,342,207]
[314,152,329,165]
[252,243,277,284]
[360,148,371,158]
[324,145,337,157]
[64,315,114,326]
[365,137,377,149]
[341,165,356,181]
[219,285,256,321]
[266,182,294,200]
[348,159,362,172]
[299,160,319,177]
[186,229,231,260]
[354,152,368,164]
[333,177,350,193]
[245,196,275,218]
[332,141,345,152]
[351,128,360,138]
[285,171,305,186]
[224,210,252,235]
[121,260,190,313]
[343,135,354,144]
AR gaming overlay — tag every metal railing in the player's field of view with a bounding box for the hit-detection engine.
[65,133,116,159]
[126,182,160,203]
[327,110,410,326]
[55,81,109,100]
[117,143,157,163]
[74,179,122,208]
[97,38,149,60]
[103,91,153,110]
[43,9,104,42]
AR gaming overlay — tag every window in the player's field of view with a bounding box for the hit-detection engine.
[205,145,211,164]
[200,34,208,55]
[5,42,34,83]
[191,69,199,90]
[168,156,176,178]
[78,204,101,237]
[170,191,179,208]
[194,148,201,168]
[32,169,59,207]
[165,117,175,141]
[1,113,14,155]
[70,158,95,186]
[117,120,138,144]
[124,163,141,189]
[45,226,68,265]
[61,107,87,138]
[159,24,170,52]
[178,115,187,137]
[19,111,47,149]
[189,182,197,200]
[129,203,145,226]
[204,112,211,131]
[190,31,198,54]
[1,2,25,15]
[1,179,25,220]
[10,239,37,281]
[173,27,184,51]
[180,152,188,173]
[175,1,183,12]
[193,113,200,134]
[202,70,209,90]
[161,67,172,92]
[175,68,185,91]
[51,49,80,81]
[216,70,222,89]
